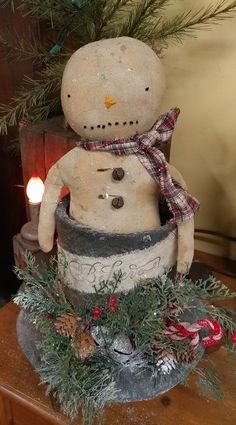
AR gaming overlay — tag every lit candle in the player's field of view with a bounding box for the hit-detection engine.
[26,176,45,204]
[21,176,45,242]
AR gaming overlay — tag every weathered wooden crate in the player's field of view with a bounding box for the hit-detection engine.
[19,115,172,216]
[19,116,78,190]
[19,116,77,216]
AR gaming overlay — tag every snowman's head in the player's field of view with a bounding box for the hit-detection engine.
[61,37,166,141]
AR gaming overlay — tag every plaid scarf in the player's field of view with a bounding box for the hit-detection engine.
[77,108,200,224]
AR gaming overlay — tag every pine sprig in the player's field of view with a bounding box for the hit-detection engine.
[150,1,236,47]
[7,1,75,24]
[38,333,117,422]
[208,307,236,334]
[0,61,65,134]
[193,366,224,400]
[93,270,123,294]
[13,252,73,316]
[126,0,170,37]
[96,0,130,39]
[193,275,236,301]
[0,31,71,64]
[0,0,14,8]
[182,355,224,401]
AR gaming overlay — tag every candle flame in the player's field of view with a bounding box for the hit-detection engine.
[26,176,45,204]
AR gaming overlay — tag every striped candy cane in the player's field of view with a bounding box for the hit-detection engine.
[164,319,224,349]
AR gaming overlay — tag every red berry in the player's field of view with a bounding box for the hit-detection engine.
[108,305,116,313]
[92,306,103,319]
[107,295,118,313]
[109,295,118,306]
[231,330,236,343]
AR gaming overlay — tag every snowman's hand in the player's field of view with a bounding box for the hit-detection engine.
[38,163,63,253]
[168,164,194,274]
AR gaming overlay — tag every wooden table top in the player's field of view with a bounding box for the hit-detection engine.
[0,251,236,425]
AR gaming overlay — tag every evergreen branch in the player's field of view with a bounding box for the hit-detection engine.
[0,0,76,26]
[96,0,130,38]
[101,0,176,39]
[13,252,74,316]
[19,0,74,20]
[149,1,236,47]
[0,29,73,63]
[94,270,123,294]
[98,0,132,38]
[110,0,145,38]
[103,0,130,19]
[142,0,174,17]
[208,307,236,333]
[38,336,116,421]
[0,61,64,134]
[193,366,224,400]
[0,31,53,64]
[193,275,236,301]
[0,0,15,9]
[126,0,171,36]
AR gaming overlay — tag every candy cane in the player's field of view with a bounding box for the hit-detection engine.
[197,319,224,347]
[164,319,224,349]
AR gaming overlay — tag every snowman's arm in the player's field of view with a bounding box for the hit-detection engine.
[168,164,194,275]
[38,162,64,253]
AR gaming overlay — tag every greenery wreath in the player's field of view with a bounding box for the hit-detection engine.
[14,253,236,425]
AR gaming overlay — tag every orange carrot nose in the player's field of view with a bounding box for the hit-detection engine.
[105,95,117,109]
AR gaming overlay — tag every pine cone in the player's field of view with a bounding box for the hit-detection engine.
[150,336,161,353]
[55,313,81,338]
[55,278,65,294]
[155,349,177,375]
[176,350,196,364]
[71,331,96,361]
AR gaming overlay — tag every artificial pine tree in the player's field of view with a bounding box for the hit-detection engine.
[0,0,236,136]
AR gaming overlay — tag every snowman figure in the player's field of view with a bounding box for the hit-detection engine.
[38,37,199,292]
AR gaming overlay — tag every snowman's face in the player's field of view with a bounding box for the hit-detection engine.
[61,37,166,141]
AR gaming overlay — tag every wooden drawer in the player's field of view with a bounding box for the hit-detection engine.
[0,392,65,425]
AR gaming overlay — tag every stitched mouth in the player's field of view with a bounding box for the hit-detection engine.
[83,120,139,130]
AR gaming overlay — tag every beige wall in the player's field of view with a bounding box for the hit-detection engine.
[160,1,236,259]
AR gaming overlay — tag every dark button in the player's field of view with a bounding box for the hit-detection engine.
[112,167,125,181]
[112,196,124,209]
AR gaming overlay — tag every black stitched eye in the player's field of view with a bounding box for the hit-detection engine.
[67,94,71,98]
[145,87,149,92]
